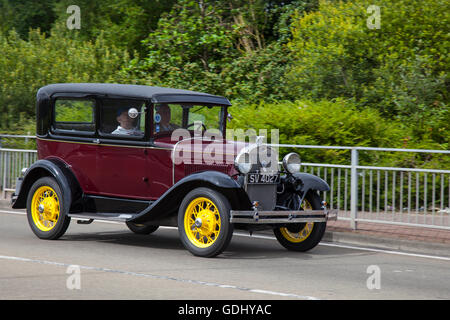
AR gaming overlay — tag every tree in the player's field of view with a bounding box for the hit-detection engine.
[128,0,316,100]
[0,0,57,38]
[52,0,177,55]
[0,29,129,130]
[287,0,449,146]
[129,0,237,94]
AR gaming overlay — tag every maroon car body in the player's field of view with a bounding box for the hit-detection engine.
[11,83,336,257]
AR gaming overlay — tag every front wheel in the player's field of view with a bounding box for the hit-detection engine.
[273,191,326,252]
[178,187,233,258]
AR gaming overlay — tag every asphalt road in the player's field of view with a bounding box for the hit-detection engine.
[0,209,449,300]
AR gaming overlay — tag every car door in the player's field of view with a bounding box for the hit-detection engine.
[94,98,151,199]
[47,97,99,193]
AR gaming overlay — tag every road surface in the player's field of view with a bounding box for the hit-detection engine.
[0,209,449,300]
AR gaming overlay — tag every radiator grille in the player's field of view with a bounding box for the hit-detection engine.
[246,184,277,211]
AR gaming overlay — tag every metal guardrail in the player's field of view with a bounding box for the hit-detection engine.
[0,148,38,199]
[273,144,450,231]
[0,134,38,198]
[0,135,448,231]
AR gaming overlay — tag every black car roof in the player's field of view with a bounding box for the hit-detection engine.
[38,83,231,106]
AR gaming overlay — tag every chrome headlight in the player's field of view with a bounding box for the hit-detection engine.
[282,152,301,173]
[234,151,252,174]
[235,142,279,174]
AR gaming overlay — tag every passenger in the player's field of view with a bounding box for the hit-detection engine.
[112,108,141,135]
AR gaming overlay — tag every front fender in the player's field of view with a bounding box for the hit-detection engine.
[130,171,251,224]
[292,172,330,193]
[11,158,80,210]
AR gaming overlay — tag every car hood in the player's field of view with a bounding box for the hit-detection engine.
[154,135,247,166]
[154,134,279,171]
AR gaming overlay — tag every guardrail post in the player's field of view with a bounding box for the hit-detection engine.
[0,148,2,198]
[350,148,359,230]
[2,151,7,199]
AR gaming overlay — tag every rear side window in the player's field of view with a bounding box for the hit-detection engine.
[54,99,95,133]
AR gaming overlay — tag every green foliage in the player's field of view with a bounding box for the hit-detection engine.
[228,99,449,168]
[0,0,447,166]
[54,99,95,123]
[287,0,449,147]
[229,99,403,147]
[127,0,313,100]
[0,0,57,38]
[221,43,295,101]
[127,0,237,95]
[52,0,177,55]
[0,29,129,130]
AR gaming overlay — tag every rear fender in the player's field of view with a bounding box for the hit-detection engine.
[12,158,82,210]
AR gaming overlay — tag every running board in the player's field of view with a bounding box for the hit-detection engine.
[68,212,138,222]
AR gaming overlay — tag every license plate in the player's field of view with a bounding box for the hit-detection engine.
[247,173,280,184]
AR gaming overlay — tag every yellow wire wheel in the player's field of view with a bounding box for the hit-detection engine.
[274,192,327,252]
[279,199,314,243]
[279,222,314,243]
[26,177,71,240]
[178,187,233,257]
[184,197,221,248]
[31,185,60,232]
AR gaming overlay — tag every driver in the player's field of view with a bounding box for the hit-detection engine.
[112,108,141,135]
[155,104,179,133]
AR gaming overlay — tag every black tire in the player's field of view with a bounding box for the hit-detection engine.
[126,222,159,235]
[178,187,233,258]
[26,176,71,240]
[273,191,326,252]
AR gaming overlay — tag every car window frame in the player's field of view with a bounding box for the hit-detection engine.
[150,103,227,139]
[51,96,97,137]
[97,98,150,142]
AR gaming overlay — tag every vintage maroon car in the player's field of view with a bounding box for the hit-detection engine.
[11,83,336,257]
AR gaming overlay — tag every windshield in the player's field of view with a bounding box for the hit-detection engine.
[153,103,225,136]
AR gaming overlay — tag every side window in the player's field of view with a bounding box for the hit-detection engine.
[53,99,95,133]
[188,106,221,131]
[99,99,146,138]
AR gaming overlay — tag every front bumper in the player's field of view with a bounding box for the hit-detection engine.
[230,209,338,224]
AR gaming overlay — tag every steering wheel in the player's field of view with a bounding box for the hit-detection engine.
[186,122,207,131]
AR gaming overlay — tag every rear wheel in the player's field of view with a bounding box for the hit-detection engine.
[273,191,326,252]
[26,177,71,240]
[178,188,233,258]
[126,222,159,235]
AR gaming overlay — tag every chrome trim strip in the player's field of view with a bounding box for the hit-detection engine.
[36,137,173,151]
